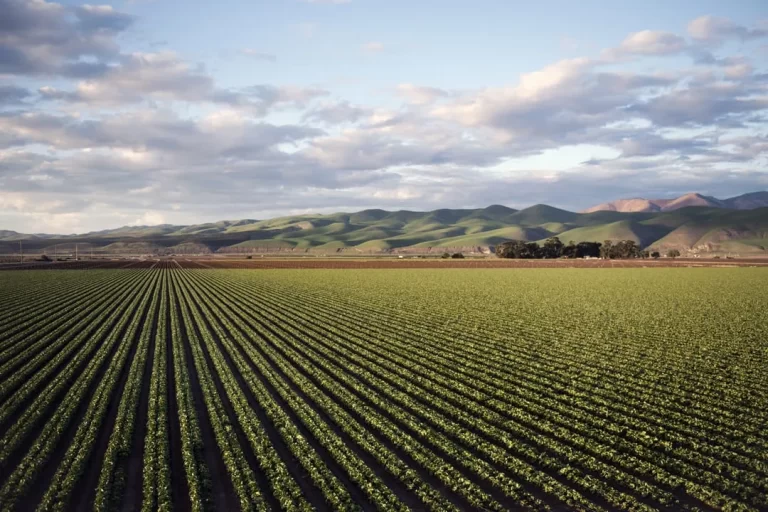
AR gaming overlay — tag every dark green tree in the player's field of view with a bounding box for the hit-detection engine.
[497,239,631,259]
[615,240,642,258]
[600,240,613,259]
[576,242,602,258]
[495,240,541,258]
[542,237,565,259]
[562,240,578,259]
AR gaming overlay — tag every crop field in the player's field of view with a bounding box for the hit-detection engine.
[0,267,766,511]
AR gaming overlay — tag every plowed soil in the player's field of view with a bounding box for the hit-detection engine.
[3,257,767,271]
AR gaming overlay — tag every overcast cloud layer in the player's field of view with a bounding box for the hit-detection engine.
[1,0,767,233]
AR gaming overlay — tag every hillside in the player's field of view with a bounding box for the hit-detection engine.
[2,203,767,256]
[583,191,768,213]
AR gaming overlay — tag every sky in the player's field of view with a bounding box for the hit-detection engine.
[1,0,767,233]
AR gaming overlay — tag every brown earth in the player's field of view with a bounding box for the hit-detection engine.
[3,257,768,271]
[187,258,768,269]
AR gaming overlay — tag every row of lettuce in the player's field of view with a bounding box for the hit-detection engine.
[0,268,765,511]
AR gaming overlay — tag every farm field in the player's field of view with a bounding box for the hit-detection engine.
[0,268,767,511]
[2,257,768,271]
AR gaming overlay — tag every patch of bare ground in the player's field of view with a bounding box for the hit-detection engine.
[179,258,768,269]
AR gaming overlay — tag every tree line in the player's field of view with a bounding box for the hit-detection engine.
[496,237,681,259]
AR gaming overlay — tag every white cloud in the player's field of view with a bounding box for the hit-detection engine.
[429,57,604,131]
[34,51,329,114]
[688,16,768,44]
[73,52,215,104]
[614,30,687,56]
[396,84,448,105]
[3,8,768,233]
[132,211,166,226]
[723,60,753,78]
[302,101,370,124]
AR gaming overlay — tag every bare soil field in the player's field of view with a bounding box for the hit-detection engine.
[0,260,158,271]
[2,257,767,271]
[181,258,768,269]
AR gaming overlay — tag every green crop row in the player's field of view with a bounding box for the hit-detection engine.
[226,274,766,508]
[1,267,766,512]
[0,271,161,511]
[0,270,145,405]
[142,272,172,512]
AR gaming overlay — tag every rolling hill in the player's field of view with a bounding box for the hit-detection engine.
[2,200,767,256]
[583,191,768,213]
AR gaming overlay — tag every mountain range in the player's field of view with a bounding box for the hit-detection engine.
[1,192,767,256]
[582,191,768,213]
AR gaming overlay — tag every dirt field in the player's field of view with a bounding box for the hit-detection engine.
[3,257,768,271]
[0,260,158,271]
[189,258,768,269]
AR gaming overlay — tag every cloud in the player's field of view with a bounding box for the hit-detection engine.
[242,84,328,105]
[0,109,323,157]
[302,0,351,4]
[0,85,31,105]
[614,133,712,158]
[429,58,677,149]
[236,84,330,114]
[604,19,768,69]
[132,211,165,226]
[396,84,448,105]
[613,30,687,56]
[362,41,385,53]
[0,0,133,77]
[305,133,479,171]
[3,10,768,233]
[74,4,134,33]
[240,49,277,62]
[626,81,768,127]
[688,16,768,44]
[34,52,328,114]
[302,101,370,124]
[721,58,753,78]
[65,52,215,104]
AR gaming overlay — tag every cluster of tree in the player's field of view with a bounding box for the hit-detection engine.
[496,238,601,259]
[496,237,683,260]
[441,252,465,259]
[599,240,643,259]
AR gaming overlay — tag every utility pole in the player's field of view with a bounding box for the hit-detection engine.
[75,243,78,261]
[19,241,23,263]
[54,244,57,260]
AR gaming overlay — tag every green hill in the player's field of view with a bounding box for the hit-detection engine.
[413,226,551,248]
[3,205,767,256]
[555,220,672,247]
[505,204,578,226]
